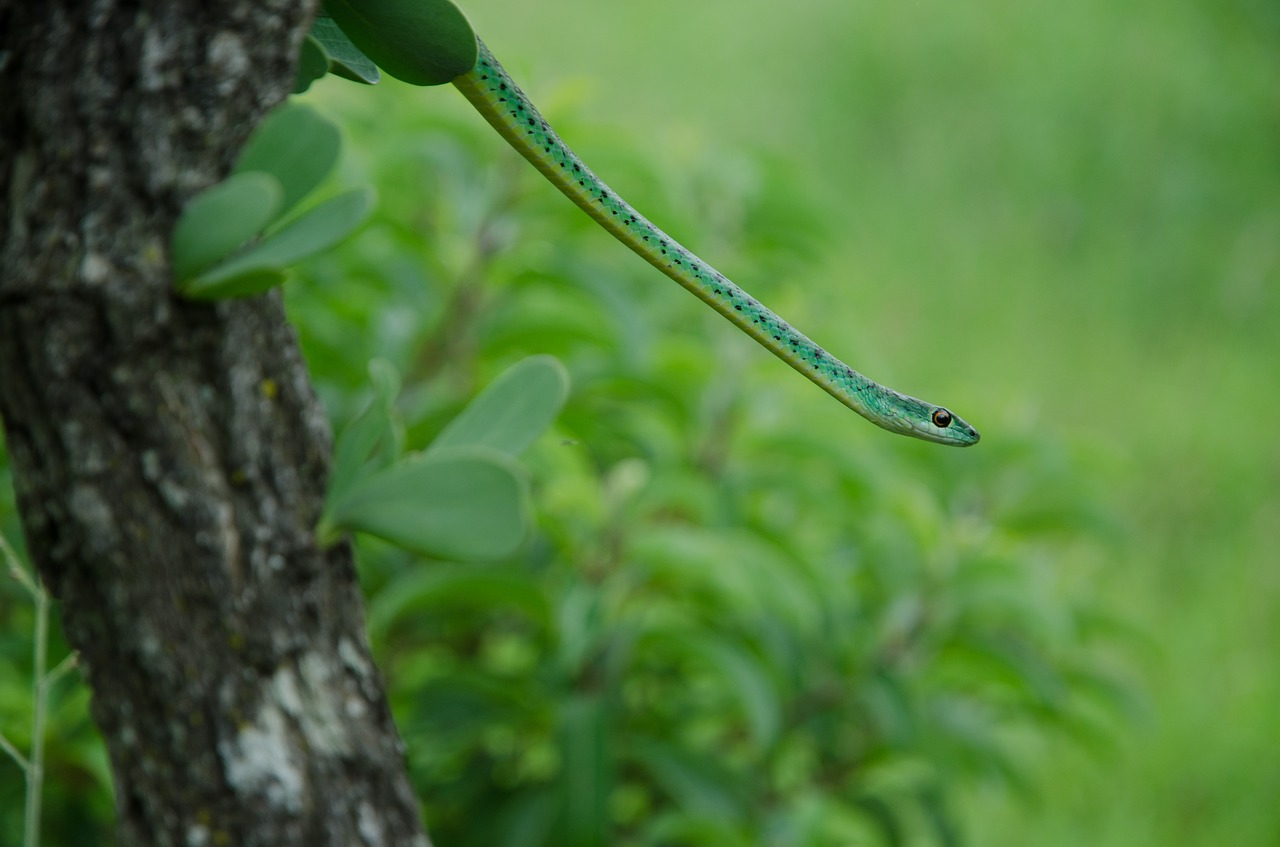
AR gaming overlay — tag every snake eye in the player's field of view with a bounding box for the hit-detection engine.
[931,408,953,429]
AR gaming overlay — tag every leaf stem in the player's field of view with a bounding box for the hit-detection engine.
[0,728,28,771]
[1,531,68,847]
[25,573,49,847]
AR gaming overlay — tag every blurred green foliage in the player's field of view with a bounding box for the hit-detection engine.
[284,63,1127,844]
[3,0,1277,844]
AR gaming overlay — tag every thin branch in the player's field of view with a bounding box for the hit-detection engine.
[0,531,38,597]
[0,728,29,772]
[44,652,80,687]
[24,576,49,847]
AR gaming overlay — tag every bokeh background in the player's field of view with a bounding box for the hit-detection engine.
[2,0,1277,843]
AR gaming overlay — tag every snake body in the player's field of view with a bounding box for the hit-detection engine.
[452,39,979,446]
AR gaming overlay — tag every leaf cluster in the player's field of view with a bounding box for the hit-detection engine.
[321,355,567,561]
[171,103,374,300]
[169,0,476,303]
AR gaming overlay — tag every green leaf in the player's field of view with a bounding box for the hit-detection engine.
[428,355,570,458]
[325,446,528,561]
[493,790,557,847]
[629,738,745,820]
[558,696,611,847]
[178,268,287,301]
[325,358,403,524]
[310,16,381,84]
[853,794,906,847]
[170,172,282,281]
[326,0,477,86]
[918,786,961,847]
[688,637,782,749]
[861,672,917,747]
[940,636,1067,707]
[294,35,331,93]
[184,188,375,295]
[365,358,403,465]
[554,582,605,676]
[636,628,781,749]
[233,103,342,218]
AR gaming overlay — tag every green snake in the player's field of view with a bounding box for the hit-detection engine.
[452,39,979,447]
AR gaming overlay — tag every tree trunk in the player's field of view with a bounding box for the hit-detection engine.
[0,2,429,844]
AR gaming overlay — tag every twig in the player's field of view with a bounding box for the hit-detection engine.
[0,728,29,771]
[0,529,71,847]
[0,531,38,597]
[24,573,50,847]
[45,652,80,687]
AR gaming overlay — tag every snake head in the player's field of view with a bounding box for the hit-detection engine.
[872,390,981,446]
[909,404,981,446]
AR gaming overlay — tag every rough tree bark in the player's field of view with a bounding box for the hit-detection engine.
[0,2,429,845]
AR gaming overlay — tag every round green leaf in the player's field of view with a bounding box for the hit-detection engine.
[179,268,287,301]
[293,35,330,93]
[326,447,529,561]
[170,172,282,282]
[309,16,381,84]
[233,103,342,218]
[188,188,375,289]
[428,355,570,458]
[325,0,477,86]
